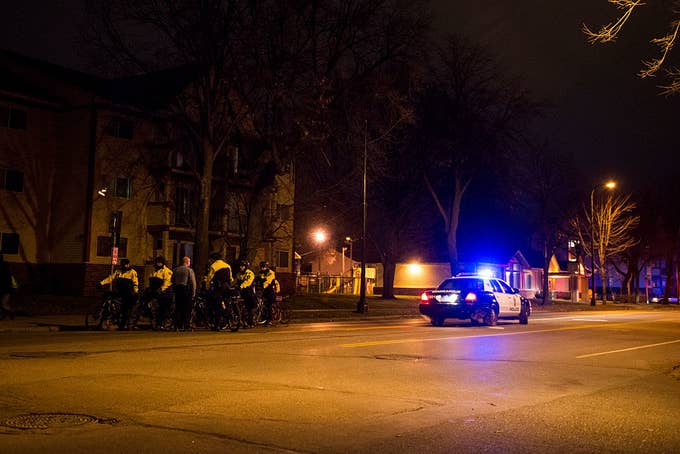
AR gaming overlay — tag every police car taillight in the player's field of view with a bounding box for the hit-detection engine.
[420,292,430,303]
[464,292,477,304]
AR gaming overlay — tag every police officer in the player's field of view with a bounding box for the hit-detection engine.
[145,256,173,329]
[204,252,232,330]
[100,258,139,330]
[234,260,256,327]
[256,261,276,324]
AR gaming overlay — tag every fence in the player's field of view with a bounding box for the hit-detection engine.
[295,274,374,295]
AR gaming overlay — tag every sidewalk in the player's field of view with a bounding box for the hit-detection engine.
[0,301,423,333]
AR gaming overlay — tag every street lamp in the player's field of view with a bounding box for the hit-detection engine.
[312,228,327,275]
[590,180,616,306]
[356,120,368,313]
[344,237,353,274]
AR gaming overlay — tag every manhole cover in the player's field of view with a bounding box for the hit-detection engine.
[374,354,422,361]
[1,413,98,429]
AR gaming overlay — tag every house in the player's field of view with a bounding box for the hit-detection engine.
[0,49,294,296]
[370,250,543,297]
[546,254,589,302]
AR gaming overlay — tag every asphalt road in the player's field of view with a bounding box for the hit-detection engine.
[1,310,679,453]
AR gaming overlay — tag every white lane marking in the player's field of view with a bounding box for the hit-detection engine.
[341,322,618,348]
[576,339,680,358]
[571,318,609,322]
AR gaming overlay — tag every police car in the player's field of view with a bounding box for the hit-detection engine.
[419,274,531,326]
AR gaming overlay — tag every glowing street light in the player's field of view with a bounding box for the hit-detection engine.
[590,180,617,306]
[312,229,327,245]
[312,229,328,275]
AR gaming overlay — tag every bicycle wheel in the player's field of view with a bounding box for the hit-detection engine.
[278,298,290,324]
[85,307,103,330]
[191,302,208,329]
[225,300,240,332]
[252,300,265,325]
[87,296,113,330]
[269,301,282,325]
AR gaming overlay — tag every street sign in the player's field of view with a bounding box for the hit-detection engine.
[111,247,119,265]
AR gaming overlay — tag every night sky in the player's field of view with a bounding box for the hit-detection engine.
[2,0,678,261]
[2,0,678,184]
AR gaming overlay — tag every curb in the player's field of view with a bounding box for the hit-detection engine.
[0,312,424,333]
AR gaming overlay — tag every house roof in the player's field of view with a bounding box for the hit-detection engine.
[0,48,195,111]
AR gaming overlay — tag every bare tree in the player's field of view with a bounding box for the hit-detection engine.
[85,0,251,273]
[85,0,430,273]
[418,35,535,275]
[511,141,580,304]
[572,192,640,303]
[584,0,680,94]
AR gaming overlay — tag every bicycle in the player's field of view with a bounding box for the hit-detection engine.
[251,287,268,326]
[223,291,243,332]
[190,291,210,330]
[86,291,122,330]
[134,291,175,330]
[270,295,290,325]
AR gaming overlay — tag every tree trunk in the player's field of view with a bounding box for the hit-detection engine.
[542,244,550,305]
[601,261,608,304]
[194,141,215,277]
[381,259,396,299]
[446,189,463,276]
[663,254,674,300]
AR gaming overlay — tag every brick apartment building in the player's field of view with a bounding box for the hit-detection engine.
[0,49,294,296]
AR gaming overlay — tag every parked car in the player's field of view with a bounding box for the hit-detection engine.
[419,274,531,327]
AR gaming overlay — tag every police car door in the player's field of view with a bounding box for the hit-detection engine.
[489,279,510,315]
[497,279,520,314]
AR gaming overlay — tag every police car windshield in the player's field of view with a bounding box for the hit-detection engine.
[437,278,484,292]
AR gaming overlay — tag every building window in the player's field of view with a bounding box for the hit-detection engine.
[276,250,289,269]
[104,117,134,139]
[276,204,292,221]
[175,187,195,226]
[113,177,131,199]
[0,232,20,254]
[96,236,128,257]
[1,169,24,192]
[226,199,240,233]
[1,106,27,130]
[153,233,163,251]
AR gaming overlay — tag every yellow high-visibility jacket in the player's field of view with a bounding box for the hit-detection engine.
[150,265,173,292]
[101,268,139,294]
[236,268,255,289]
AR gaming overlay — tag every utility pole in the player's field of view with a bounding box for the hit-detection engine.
[356,120,368,313]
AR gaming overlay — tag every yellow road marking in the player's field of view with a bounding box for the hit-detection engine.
[575,339,680,358]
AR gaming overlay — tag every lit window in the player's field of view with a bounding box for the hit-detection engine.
[407,263,422,275]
